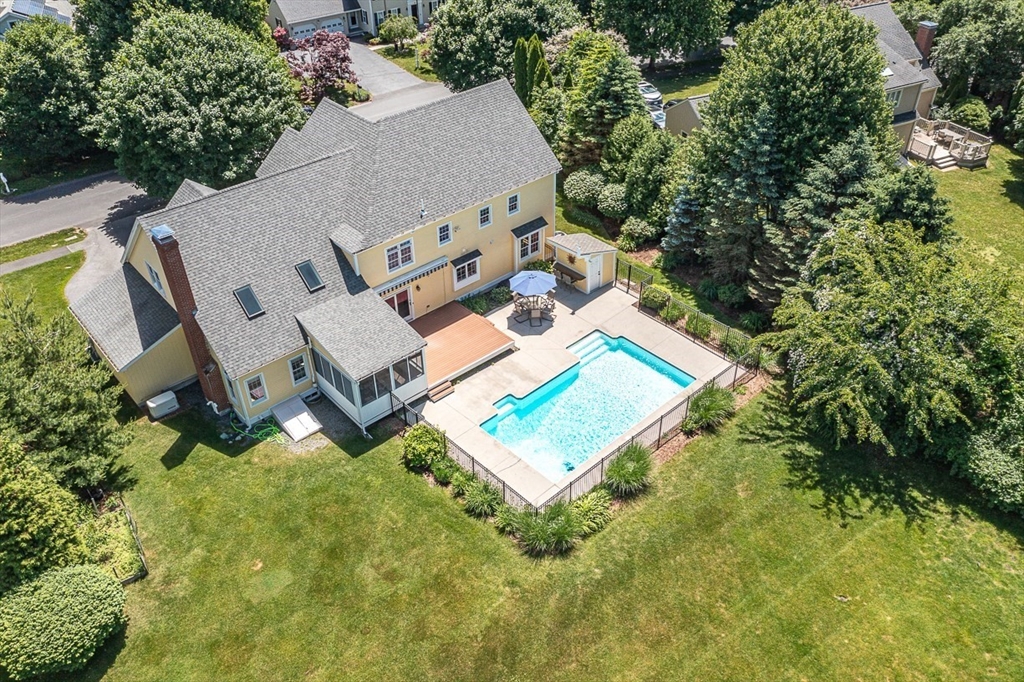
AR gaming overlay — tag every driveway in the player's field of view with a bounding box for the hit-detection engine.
[0,171,156,247]
[349,42,428,96]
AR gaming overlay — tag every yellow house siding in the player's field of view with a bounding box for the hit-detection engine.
[236,348,313,421]
[357,174,556,314]
[916,87,937,117]
[893,119,915,150]
[124,227,176,313]
[112,326,196,404]
[892,83,922,116]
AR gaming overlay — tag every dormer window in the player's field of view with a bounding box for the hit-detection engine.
[295,260,325,292]
[234,285,265,319]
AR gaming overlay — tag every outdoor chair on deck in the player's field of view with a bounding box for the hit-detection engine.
[513,295,530,323]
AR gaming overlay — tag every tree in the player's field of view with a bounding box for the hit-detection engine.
[952,393,1024,513]
[286,30,357,104]
[75,0,271,65]
[0,292,130,491]
[529,84,567,146]
[661,177,703,262]
[430,0,579,91]
[728,0,784,30]
[623,129,678,220]
[0,436,87,593]
[865,164,953,242]
[0,18,95,168]
[600,112,656,182]
[91,10,303,198]
[679,2,894,299]
[596,0,729,70]
[768,219,1022,457]
[513,34,553,107]
[379,14,418,51]
[946,95,993,132]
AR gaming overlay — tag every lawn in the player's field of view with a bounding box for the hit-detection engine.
[0,151,115,196]
[647,59,722,102]
[378,45,440,83]
[0,227,85,264]
[935,143,1024,292]
[0,251,84,320]
[63,386,1023,681]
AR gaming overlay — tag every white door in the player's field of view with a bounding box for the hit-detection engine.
[587,256,602,294]
[292,23,316,38]
[322,17,345,33]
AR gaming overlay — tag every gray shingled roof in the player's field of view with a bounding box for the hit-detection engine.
[548,232,617,255]
[132,79,558,379]
[511,216,548,238]
[851,2,936,91]
[69,265,181,371]
[273,0,351,25]
[166,180,218,209]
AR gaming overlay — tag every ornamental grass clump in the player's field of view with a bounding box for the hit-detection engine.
[449,469,475,497]
[429,456,458,485]
[0,565,125,680]
[493,503,522,536]
[463,479,502,518]
[685,312,713,340]
[604,442,653,498]
[516,502,581,556]
[683,385,736,435]
[569,487,612,536]
[401,423,447,470]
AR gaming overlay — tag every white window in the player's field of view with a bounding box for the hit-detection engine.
[290,355,308,385]
[385,238,414,273]
[886,90,902,108]
[507,193,520,216]
[437,222,452,246]
[519,231,541,259]
[454,257,480,290]
[478,205,492,229]
[145,262,164,295]
[246,374,267,405]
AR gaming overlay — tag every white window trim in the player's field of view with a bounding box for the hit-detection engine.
[507,193,520,216]
[886,89,902,108]
[246,373,268,406]
[145,261,164,295]
[519,230,542,260]
[453,256,481,291]
[385,238,415,274]
[437,222,452,247]
[223,370,236,401]
[289,354,309,386]
[478,205,492,229]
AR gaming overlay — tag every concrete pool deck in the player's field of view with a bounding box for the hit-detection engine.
[418,284,735,505]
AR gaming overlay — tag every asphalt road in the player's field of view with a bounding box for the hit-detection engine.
[0,171,157,247]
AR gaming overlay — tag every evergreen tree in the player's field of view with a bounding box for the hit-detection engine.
[867,165,953,242]
[662,178,703,262]
[513,37,530,102]
[623,130,679,220]
[527,35,552,106]
[601,112,656,182]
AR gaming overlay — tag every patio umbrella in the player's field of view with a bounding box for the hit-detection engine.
[509,270,557,297]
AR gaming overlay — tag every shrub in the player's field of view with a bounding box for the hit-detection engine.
[401,423,447,470]
[488,285,513,307]
[430,456,458,485]
[563,168,606,208]
[948,96,992,133]
[597,183,630,219]
[462,293,490,315]
[717,283,749,308]
[524,259,553,273]
[685,312,712,340]
[605,442,652,498]
[450,469,475,497]
[494,504,522,536]
[685,385,736,434]
[463,479,502,518]
[0,565,125,680]
[698,278,718,301]
[620,216,658,247]
[517,502,581,556]
[724,332,752,359]
[569,488,612,536]
[618,233,638,252]
[740,311,770,333]
[639,283,671,310]
[660,302,685,325]
[272,26,292,51]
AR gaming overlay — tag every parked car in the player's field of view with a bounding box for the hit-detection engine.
[648,103,666,129]
[664,99,682,109]
[638,81,663,106]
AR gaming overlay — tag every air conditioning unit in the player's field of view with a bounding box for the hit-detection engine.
[146,391,179,419]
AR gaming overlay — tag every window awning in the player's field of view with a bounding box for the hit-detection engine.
[451,249,482,267]
[374,256,448,297]
[511,216,548,239]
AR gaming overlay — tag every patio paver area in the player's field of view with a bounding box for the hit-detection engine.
[420,285,734,504]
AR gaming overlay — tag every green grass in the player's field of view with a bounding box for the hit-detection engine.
[647,59,722,102]
[82,508,145,582]
[0,152,115,196]
[934,143,1024,292]
[0,251,84,321]
[0,228,85,264]
[66,388,1024,680]
[378,45,439,83]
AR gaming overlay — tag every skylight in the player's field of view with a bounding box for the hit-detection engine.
[234,285,265,319]
[295,260,325,292]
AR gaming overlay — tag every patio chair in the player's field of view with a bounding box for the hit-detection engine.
[530,307,543,327]
[513,296,530,323]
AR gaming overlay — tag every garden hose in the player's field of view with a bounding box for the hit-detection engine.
[229,414,287,445]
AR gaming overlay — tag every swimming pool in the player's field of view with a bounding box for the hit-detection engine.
[480,331,694,482]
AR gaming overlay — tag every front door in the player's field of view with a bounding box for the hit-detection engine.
[588,256,602,294]
[384,289,414,321]
[410,1,419,22]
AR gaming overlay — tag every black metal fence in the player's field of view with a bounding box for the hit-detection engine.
[615,258,654,296]
[86,492,149,585]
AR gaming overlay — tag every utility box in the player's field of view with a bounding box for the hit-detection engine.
[146,391,179,419]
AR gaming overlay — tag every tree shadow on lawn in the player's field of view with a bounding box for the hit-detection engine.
[156,407,255,470]
[745,385,1024,546]
[1004,154,1024,210]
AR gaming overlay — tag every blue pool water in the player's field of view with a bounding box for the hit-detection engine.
[481,332,694,482]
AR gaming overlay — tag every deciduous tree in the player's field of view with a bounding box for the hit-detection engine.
[286,30,357,104]
[0,18,95,168]
[596,0,729,70]
[379,14,418,51]
[91,10,303,198]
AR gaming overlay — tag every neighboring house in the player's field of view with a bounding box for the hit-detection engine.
[268,0,445,39]
[664,1,941,152]
[0,0,72,35]
[70,79,560,433]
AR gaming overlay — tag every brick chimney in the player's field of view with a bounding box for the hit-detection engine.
[150,224,232,413]
[915,21,938,61]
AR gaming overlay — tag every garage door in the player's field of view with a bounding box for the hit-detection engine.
[322,18,345,33]
[292,23,316,39]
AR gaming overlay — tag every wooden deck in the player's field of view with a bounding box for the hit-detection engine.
[409,303,516,387]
